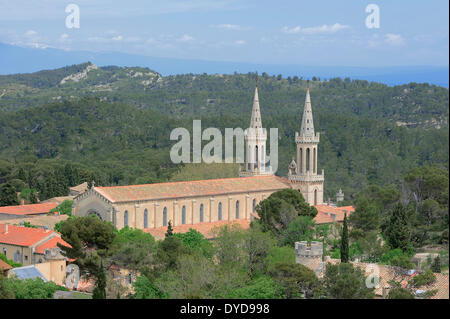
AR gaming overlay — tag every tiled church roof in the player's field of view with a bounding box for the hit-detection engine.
[94,175,290,203]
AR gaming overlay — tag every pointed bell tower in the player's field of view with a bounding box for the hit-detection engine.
[240,84,273,177]
[288,87,324,205]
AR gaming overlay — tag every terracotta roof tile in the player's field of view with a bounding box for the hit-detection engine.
[34,236,71,254]
[0,223,57,247]
[0,259,12,271]
[94,175,290,203]
[143,219,251,240]
[0,203,58,216]
[314,205,353,222]
[313,211,335,224]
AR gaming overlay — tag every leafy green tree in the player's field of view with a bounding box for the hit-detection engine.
[270,263,319,299]
[280,216,315,247]
[173,229,214,258]
[256,197,297,237]
[411,269,436,288]
[243,224,276,278]
[0,182,19,206]
[349,197,380,237]
[58,215,116,279]
[0,273,14,299]
[264,246,296,274]
[390,255,414,269]
[388,287,415,299]
[228,276,284,299]
[132,275,165,299]
[270,189,317,218]
[385,203,411,251]
[4,277,67,299]
[322,262,375,299]
[340,214,349,263]
[50,200,73,216]
[108,227,157,273]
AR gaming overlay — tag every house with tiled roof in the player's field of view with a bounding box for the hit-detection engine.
[313,205,354,224]
[0,202,58,220]
[0,223,71,266]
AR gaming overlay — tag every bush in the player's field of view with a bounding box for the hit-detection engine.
[4,277,68,299]
[388,287,415,299]
[412,269,436,288]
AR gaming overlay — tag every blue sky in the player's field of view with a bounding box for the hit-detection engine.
[0,0,448,67]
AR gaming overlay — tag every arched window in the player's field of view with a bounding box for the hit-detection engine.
[313,148,316,174]
[235,200,240,219]
[14,250,21,263]
[143,209,148,228]
[254,146,258,168]
[252,199,256,212]
[261,146,264,169]
[182,205,186,224]
[314,189,318,206]
[306,148,310,172]
[124,210,128,227]
[163,207,167,226]
[299,148,303,173]
[199,203,204,222]
[218,202,222,221]
[247,146,251,170]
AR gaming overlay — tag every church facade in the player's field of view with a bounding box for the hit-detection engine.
[72,86,324,230]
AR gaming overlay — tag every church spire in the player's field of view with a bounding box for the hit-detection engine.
[250,86,262,129]
[300,88,315,137]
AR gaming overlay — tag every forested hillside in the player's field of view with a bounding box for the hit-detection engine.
[0,63,448,203]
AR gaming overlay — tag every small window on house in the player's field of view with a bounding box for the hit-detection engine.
[38,259,42,263]
[24,255,28,261]
[2,248,6,255]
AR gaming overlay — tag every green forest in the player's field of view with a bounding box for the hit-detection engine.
[0,63,448,204]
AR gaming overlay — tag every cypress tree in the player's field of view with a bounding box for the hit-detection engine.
[92,260,107,299]
[432,255,441,273]
[165,220,174,238]
[340,213,349,263]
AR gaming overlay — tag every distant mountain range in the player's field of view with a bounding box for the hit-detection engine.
[1,43,448,87]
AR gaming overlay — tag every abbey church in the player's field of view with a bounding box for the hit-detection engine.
[72,87,325,231]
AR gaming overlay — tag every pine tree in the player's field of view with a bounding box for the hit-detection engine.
[0,182,19,206]
[340,213,349,263]
[165,220,174,238]
[386,203,411,252]
[431,255,441,273]
[92,260,107,299]
[29,190,38,204]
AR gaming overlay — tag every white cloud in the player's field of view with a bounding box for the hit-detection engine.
[112,35,123,41]
[25,30,37,36]
[385,33,405,46]
[235,40,245,45]
[282,23,350,35]
[212,24,246,31]
[177,34,194,42]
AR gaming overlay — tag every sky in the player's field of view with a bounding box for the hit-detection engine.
[0,0,448,67]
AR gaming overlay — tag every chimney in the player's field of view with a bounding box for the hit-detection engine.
[327,197,331,206]
[4,223,9,234]
[20,198,25,205]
